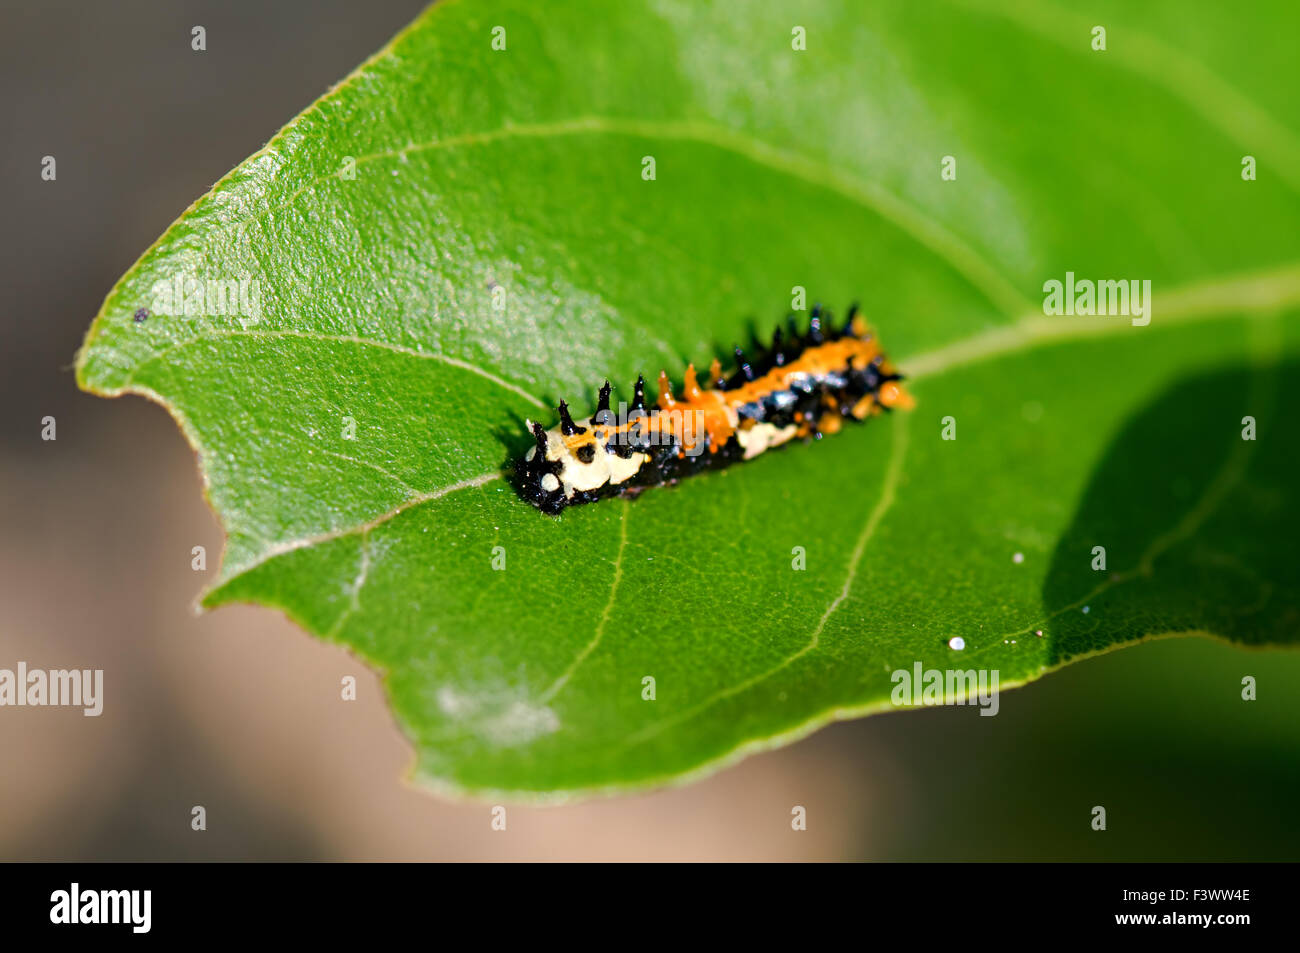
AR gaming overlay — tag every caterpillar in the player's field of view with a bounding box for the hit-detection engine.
[515,304,912,513]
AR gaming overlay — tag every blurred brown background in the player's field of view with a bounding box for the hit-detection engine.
[2,0,1298,862]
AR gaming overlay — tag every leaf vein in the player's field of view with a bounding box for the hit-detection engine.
[120,327,546,409]
[619,411,910,748]
[538,499,630,703]
[229,470,500,581]
[243,115,1032,319]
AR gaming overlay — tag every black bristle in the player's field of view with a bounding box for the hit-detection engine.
[808,304,825,344]
[842,302,860,338]
[735,345,755,382]
[631,374,647,410]
[786,315,805,359]
[807,311,824,344]
[590,380,612,424]
[772,325,786,366]
[558,400,585,436]
[531,421,548,455]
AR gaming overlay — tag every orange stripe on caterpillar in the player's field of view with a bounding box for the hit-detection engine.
[514,303,911,513]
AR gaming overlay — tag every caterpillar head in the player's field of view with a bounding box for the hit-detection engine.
[517,387,650,512]
[517,420,570,513]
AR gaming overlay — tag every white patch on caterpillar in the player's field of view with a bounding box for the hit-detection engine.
[542,430,567,461]
[604,448,646,485]
[736,421,798,459]
[544,426,648,495]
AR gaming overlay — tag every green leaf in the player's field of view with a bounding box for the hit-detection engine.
[76,0,1300,797]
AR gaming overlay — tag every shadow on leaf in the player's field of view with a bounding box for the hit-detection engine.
[1042,359,1299,666]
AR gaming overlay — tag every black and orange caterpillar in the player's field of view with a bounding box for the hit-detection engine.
[515,305,912,513]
